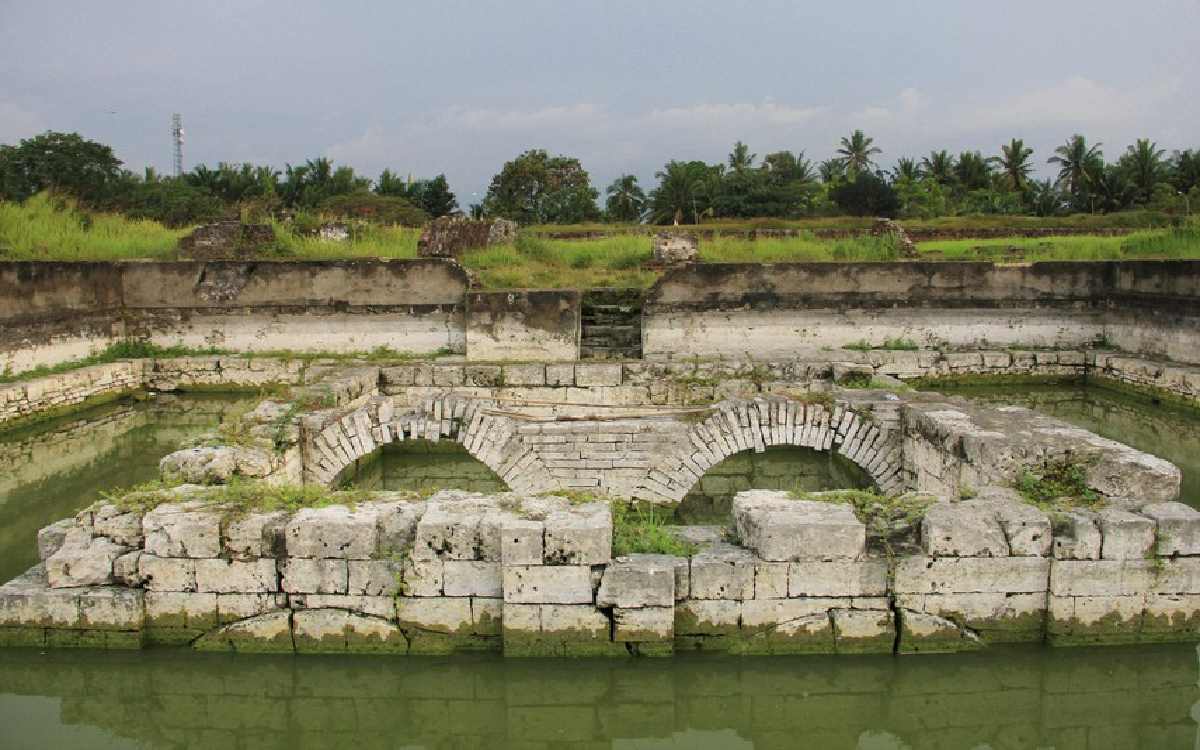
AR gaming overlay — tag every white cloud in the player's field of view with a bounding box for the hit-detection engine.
[953,75,1183,131]
[0,102,44,143]
[325,124,390,164]
[849,88,925,127]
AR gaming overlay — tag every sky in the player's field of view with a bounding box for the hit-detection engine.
[1,0,1197,207]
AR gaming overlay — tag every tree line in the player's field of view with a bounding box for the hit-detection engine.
[2,129,1198,228]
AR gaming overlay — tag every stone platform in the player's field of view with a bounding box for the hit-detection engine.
[4,487,1200,655]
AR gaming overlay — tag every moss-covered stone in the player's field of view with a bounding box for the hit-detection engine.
[0,626,47,647]
[407,631,498,655]
[44,628,110,648]
[143,627,205,646]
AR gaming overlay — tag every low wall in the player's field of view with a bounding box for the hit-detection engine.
[4,487,1199,654]
[0,260,471,374]
[643,261,1200,364]
[465,290,580,361]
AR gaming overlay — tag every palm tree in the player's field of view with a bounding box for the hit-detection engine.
[891,157,923,183]
[605,174,646,223]
[819,157,848,183]
[954,151,993,191]
[1048,135,1104,212]
[727,141,756,173]
[1118,138,1166,204]
[993,138,1034,197]
[647,160,715,225]
[836,130,881,178]
[1171,149,1200,194]
[921,151,955,186]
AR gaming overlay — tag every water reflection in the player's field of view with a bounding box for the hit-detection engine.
[0,644,1196,749]
[0,394,259,583]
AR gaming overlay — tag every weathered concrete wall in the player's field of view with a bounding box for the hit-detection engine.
[465,290,580,361]
[643,261,1200,363]
[5,487,1199,654]
[0,260,471,374]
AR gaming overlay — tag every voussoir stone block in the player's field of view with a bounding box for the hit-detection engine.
[503,565,595,604]
[596,555,679,608]
[732,491,865,562]
[921,501,1010,558]
[286,505,379,559]
[1142,502,1200,557]
[143,504,220,559]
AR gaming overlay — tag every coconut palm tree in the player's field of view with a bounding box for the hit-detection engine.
[727,141,756,173]
[921,150,955,186]
[993,138,1034,197]
[605,174,646,223]
[836,130,882,178]
[954,151,993,192]
[1049,135,1104,212]
[1118,138,1167,204]
[891,157,923,183]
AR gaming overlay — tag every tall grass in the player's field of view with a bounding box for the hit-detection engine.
[0,193,183,260]
[271,221,420,259]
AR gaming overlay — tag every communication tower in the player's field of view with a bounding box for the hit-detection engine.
[172,114,185,177]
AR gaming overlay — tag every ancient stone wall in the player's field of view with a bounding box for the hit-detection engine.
[5,487,1199,654]
[465,290,581,361]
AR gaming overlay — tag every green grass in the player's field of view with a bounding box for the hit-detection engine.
[0,340,228,384]
[0,193,184,260]
[611,500,700,557]
[1015,457,1105,511]
[270,221,420,259]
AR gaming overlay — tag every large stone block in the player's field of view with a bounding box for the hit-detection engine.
[400,558,444,597]
[194,558,279,594]
[674,600,741,637]
[613,606,673,642]
[45,536,126,588]
[223,511,288,561]
[37,520,73,562]
[544,503,612,565]
[375,500,428,553]
[503,565,594,605]
[217,593,287,624]
[1096,508,1155,560]
[732,491,865,562]
[1047,594,1145,641]
[896,591,1046,641]
[285,505,379,559]
[0,566,82,628]
[689,544,756,601]
[143,504,221,559]
[788,559,889,598]
[596,555,678,608]
[280,558,349,594]
[896,610,978,654]
[1051,512,1102,561]
[893,556,1050,595]
[1142,502,1200,556]
[397,596,473,634]
[138,554,197,592]
[347,559,401,597]
[78,588,144,630]
[1049,560,1155,598]
[287,594,394,619]
[193,611,294,653]
[743,611,835,655]
[293,609,406,654]
[500,517,544,565]
[831,608,895,653]
[443,560,502,598]
[971,490,1053,557]
[92,505,144,548]
[145,591,218,630]
[921,501,1010,557]
[413,497,507,561]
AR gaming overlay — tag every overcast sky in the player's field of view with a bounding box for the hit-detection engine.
[2,1,1197,206]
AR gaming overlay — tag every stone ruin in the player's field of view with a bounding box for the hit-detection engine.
[417,217,517,259]
[870,218,917,259]
[318,221,351,242]
[178,220,276,261]
[652,232,699,264]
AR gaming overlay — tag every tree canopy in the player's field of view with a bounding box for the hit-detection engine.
[482,150,600,225]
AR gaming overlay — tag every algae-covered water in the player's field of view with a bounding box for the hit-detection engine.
[3,386,1200,748]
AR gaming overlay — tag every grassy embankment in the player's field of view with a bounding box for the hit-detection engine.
[1,194,1196,288]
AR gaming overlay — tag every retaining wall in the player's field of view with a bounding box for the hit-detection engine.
[4,487,1199,654]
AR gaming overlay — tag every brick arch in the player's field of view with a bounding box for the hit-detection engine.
[302,394,557,494]
[649,397,905,503]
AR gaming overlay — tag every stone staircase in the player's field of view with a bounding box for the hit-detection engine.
[580,289,643,360]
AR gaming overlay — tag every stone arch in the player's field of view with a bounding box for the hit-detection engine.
[302,394,557,494]
[647,397,905,503]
